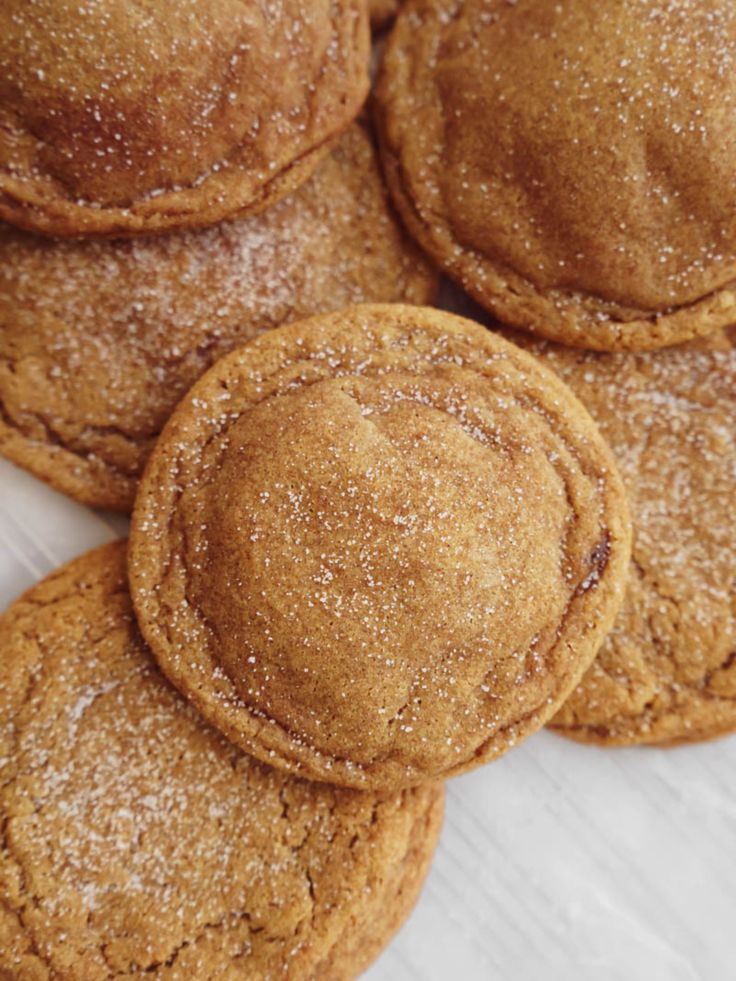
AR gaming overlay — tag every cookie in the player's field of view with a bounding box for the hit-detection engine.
[129,304,631,791]
[512,328,735,745]
[0,542,443,980]
[0,123,436,512]
[0,1,369,237]
[375,0,736,351]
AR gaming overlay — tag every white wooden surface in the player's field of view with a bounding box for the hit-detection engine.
[1,455,734,981]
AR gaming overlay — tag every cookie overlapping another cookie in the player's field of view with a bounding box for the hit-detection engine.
[130,304,631,791]
[0,124,436,511]
[521,328,736,745]
[0,543,443,980]
[0,0,370,237]
[376,0,736,350]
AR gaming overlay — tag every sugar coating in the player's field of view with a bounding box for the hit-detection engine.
[0,124,435,510]
[375,0,736,350]
[129,304,632,791]
[0,543,443,980]
[0,0,369,235]
[526,327,736,744]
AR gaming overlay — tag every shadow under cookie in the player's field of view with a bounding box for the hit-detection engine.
[0,542,443,980]
[370,0,401,30]
[0,123,436,511]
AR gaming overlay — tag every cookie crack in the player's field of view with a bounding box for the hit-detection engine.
[0,361,153,458]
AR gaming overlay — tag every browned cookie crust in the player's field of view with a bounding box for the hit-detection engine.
[375,0,736,351]
[0,1,369,237]
[0,123,436,512]
[0,543,443,980]
[516,328,736,745]
[129,304,631,791]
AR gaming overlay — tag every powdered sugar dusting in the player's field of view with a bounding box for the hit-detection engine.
[0,124,433,506]
[0,545,434,977]
[0,0,368,233]
[536,328,736,738]
[377,0,736,332]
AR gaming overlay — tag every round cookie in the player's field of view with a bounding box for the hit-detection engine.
[129,304,631,791]
[514,328,735,745]
[0,0,369,237]
[375,0,736,351]
[0,542,443,980]
[0,123,436,512]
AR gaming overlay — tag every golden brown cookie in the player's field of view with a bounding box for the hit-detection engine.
[375,0,736,351]
[511,328,736,745]
[0,124,436,512]
[0,542,443,980]
[129,304,631,791]
[0,1,369,237]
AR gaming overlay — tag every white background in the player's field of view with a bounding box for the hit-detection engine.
[2,456,734,981]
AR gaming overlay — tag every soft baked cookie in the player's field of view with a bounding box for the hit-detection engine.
[129,304,631,791]
[0,542,443,980]
[0,0,369,237]
[515,328,735,745]
[0,124,436,511]
[375,0,736,351]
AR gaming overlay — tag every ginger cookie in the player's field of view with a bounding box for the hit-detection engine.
[512,328,735,745]
[0,542,443,980]
[375,0,736,351]
[0,124,436,512]
[0,1,369,237]
[129,304,631,791]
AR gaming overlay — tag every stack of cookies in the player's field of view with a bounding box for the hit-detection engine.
[1,1,733,978]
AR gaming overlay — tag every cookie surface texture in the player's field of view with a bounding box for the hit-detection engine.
[526,329,736,745]
[130,304,631,790]
[0,542,443,980]
[0,0,369,236]
[0,124,436,511]
[375,0,736,350]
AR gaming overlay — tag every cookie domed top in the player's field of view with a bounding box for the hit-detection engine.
[130,305,631,790]
[376,0,736,350]
[0,543,443,979]
[0,0,368,236]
